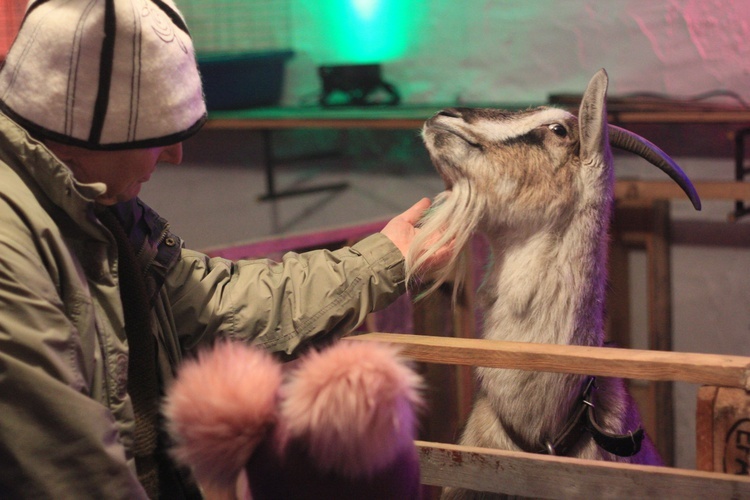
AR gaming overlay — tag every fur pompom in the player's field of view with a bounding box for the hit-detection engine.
[279,340,423,479]
[163,341,282,489]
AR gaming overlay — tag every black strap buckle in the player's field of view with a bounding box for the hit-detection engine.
[542,377,645,458]
[585,404,645,457]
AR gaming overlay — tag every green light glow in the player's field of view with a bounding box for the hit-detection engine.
[314,0,421,64]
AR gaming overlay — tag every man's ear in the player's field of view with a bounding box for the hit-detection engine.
[42,139,77,162]
[41,140,97,171]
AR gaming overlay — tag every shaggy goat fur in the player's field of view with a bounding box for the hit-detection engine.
[408,69,699,499]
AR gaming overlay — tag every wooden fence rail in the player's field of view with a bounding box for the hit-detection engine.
[351,333,750,390]
[417,441,750,499]
[347,333,750,498]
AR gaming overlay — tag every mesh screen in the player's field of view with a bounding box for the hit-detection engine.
[178,0,291,54]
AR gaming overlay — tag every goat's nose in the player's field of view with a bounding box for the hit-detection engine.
[437,108,463,118]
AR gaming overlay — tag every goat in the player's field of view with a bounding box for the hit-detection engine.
[407,69,701,499]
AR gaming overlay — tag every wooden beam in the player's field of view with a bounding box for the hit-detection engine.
[416,440,750,498]
[348,333,750,389]
[614,110,750,124]
[696,386,720,472]
[615,180,750,202]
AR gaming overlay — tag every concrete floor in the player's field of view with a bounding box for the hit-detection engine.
[141,128,445,251]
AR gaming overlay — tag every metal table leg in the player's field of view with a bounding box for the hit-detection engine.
[258,129,349,201]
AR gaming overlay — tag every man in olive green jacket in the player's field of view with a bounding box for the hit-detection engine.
[0,1,446,497]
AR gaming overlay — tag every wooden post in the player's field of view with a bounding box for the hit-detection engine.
[696,385,750,474]
[412,283,461,445]
[411,245,476,447]
[605,225,631,349]
[410,246,478,500]
[648,200,675,465]
[609,200,675,465]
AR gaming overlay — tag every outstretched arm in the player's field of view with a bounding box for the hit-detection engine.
[165,198,453,357]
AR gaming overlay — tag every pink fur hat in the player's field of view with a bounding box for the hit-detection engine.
[164,340,424,499]
[163,342,282,490]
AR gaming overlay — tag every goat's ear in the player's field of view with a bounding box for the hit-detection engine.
[578,69,610,166]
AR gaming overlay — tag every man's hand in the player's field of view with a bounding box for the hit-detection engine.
[380,198,431,256]
[381,198,453,272]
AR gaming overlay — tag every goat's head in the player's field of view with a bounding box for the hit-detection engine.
[425,106,584,232]
[407,69,700,290]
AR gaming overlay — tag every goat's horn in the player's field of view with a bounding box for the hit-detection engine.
[608,125,701,210]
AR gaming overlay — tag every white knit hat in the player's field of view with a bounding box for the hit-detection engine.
[0,0,206,150]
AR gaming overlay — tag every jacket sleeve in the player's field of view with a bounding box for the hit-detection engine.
[165,232,406,355]
[0,217,148,499]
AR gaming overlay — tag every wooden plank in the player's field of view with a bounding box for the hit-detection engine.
[205,114,750,131]
[615,110,750,124]
[416,440,750,498]
[204,105,750,131]
[615,180,750,202]
[204,105,750,125]
[348,333,750,389]
[696,385,720,471]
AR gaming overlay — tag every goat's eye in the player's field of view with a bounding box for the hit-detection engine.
[548,124,567,137]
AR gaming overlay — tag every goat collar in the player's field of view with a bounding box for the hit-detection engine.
[542,377,645,458]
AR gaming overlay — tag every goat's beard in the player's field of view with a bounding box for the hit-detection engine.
[405,179,483,299]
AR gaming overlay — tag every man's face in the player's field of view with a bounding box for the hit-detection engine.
[45,141,183,205]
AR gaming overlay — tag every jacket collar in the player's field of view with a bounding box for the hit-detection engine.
[0,111,108,241]
[109,198,182,303]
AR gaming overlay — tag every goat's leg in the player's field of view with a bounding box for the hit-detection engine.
[440,397,518,500]
[458,396,517,450]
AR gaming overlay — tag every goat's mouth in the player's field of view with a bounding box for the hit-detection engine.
[427,123,481,149]
[423,121,468,192]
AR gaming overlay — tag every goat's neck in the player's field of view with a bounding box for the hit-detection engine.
[480,209,610,348]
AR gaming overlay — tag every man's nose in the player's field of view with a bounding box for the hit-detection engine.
[161,143,183,164]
